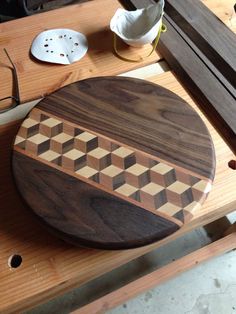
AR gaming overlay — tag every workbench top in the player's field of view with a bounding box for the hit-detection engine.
[0,0,235,312]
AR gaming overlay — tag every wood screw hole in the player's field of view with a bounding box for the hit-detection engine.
[228,160,236,170]
[8,255,22,268]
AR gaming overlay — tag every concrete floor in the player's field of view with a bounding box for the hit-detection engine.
[108,245,236,314]
[26,213,236,314]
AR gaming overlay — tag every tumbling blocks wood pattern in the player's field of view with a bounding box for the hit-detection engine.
[14,109,212,223]
[12,77,215,249]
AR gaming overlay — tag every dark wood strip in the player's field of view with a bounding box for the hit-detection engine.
[162,13,236,100]
[120,0,236,153]
[164,0,236,89]
[158,16,236,152]
[12,151,180,249]
[38,76,215,180]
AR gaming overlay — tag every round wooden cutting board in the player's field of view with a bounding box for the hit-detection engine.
[12,77,215,249]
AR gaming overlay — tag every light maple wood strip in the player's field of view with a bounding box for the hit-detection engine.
[0,0,161,110]
[73,231,236,314]
[1,71,236,313]
[202,0,236,33]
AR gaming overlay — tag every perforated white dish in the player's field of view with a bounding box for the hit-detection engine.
[31,29,88,65]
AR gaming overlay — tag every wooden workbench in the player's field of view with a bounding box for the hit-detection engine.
[0,0,235,313]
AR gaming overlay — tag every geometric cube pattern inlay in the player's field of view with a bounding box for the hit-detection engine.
[14,109,212,223]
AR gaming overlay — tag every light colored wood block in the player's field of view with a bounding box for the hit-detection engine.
[76,166,99,182]
[62,149,86,171]
[18,118,39,138]
[175,170,200,185]
[115,183,140,201]
[39,150,61,164]
[135,152,158,168]
[125,164,150,188]
[158,202,182,216]
[25,134,50,155]
[74,132,98,153]
[14,135,26,149]
[183,201,201,214]
[87,148,111,171]
[50,133,74,154]
[192,180,212,201]
[111,147,136,169]
[140,182,167,209]
[63,124,83,137]
[100,165,124,190]
[39,118,63,137]
[150,163,176,187]
[29,109,48,122]
[166,181,194,207]
[98,137,119,152]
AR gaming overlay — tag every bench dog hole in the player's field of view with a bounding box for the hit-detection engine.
[8,254,22,268]
[228,160,236,170]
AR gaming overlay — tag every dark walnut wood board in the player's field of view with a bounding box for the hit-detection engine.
[121,0,236,153]
[12,77,215,249]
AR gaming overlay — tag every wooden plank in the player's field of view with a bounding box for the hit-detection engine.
[161,13,236,100]
[0,71,236,313]
[202,0,236,33]
[158,16,236,151]
[13,152,180,249]
[11,76,216,249]
[164,0,236,88]
[73,231,236,314]
[35,77,215,179]
[0,0,161,110]
[120,0,236,153]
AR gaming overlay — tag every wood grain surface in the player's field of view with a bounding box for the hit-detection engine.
[13,151,179,249]
[0,0,160,110]
[38,76,215,180]
[165,0,236,88]
[0,69,235,313]
[202,0,236,33]
[121,0,236,154]
[12,76,215,249]
[0,1,234,311]
[157,16,236,152]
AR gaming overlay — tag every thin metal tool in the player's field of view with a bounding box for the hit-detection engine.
[0,49,21,114]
